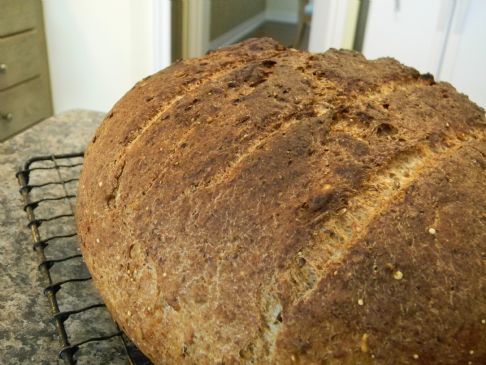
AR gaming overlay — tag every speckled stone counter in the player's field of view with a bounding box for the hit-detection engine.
[0,110,132,364]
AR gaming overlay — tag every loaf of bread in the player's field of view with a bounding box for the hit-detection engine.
[76,38,486,364]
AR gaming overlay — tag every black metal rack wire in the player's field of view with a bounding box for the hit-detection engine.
[16,152,152,365]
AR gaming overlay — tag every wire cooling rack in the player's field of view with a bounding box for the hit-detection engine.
[16,152,152,365]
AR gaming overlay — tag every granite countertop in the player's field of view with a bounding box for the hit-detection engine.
[0,110,132,364]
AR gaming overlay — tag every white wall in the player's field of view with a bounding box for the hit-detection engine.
[309,0,359,52]
[42,0,171,113]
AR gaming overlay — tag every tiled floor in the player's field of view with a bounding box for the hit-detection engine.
[238,21,310,50]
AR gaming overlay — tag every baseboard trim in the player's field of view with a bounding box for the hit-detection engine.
[265,10,298,24]
[209,12,266,50]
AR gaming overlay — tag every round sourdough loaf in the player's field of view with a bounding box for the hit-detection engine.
[76,38,486,364]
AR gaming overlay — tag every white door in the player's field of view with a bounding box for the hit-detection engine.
[362,0,455,76]
[439,0,486,108]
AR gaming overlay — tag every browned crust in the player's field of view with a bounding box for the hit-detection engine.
[76,38,486,364]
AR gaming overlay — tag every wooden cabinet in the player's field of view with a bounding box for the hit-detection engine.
[0,0,52,142]
[0,0,37,36]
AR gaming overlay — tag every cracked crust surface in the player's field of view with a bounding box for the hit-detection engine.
[76,38,486,364]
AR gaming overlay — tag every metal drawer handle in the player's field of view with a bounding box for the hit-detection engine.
[1,112,13,121]
[0,64,7,73]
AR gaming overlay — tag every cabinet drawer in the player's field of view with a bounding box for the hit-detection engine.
[0,0,38,37]
[0,76,52,141]
[0,30,41,89]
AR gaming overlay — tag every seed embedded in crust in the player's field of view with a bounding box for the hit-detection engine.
[98,181,103,187]
[470,350,474,355]
[358,298,364,306]
[393,270,404,280]
[413,354,419,360]
[96,238,100,243]
[481,319,486,324]
[360,333,369,353]
[428,227,437,235]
